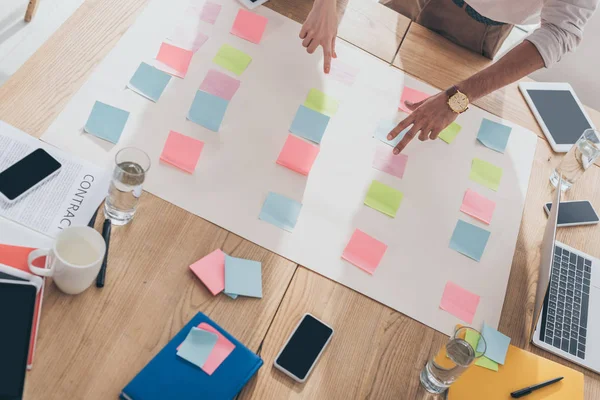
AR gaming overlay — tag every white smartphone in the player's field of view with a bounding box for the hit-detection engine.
[544,200,600,227]
[0,148,62,203]
[274,313,333,383]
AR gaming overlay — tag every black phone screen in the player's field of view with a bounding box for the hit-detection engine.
[0,282,37,400]
[547,201,600,225]
[276,315,333,380]
[0,149,61,201]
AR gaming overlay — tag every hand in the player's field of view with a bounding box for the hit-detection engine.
[388,92,458,154]
[300,0,338,73]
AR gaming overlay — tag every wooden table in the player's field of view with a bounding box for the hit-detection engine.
[1,0,599,398]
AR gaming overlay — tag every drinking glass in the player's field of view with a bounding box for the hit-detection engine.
[419,326,486,394]
[104,147,150,225]
[550,129,600,191]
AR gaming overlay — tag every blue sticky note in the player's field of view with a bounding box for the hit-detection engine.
[373,119,409,147]
[84,101,130,144]
[176,327,219,368]
[259,192,302,232]
[224,255,262,298]
[224,292,238,299]
[477,322,511,365]
[187,90,229,132]
[449,220,490,262]
[289,105,330,144]
[477,118,512,153]
[128,62,172,102]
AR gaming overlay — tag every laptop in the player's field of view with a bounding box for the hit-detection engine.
[532,178,600,372]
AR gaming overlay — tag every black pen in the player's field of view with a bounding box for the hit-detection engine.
[96,219,112,288]
[510,376,563,398]
[88,207,98,228]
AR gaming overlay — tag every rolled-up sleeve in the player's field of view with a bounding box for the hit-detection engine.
[526,0,598,67]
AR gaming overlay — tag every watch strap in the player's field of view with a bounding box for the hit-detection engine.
[446,85,460,98]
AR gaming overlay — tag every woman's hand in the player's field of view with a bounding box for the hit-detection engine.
[300,0,338,73]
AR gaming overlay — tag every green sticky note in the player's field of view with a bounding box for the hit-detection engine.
[438,122,461,144]
[465,330,480,350]
[364,180,403,218]
[469,158,503,191]
[213,44,252,76]
[475,356,499,371]
[304,88,339,117]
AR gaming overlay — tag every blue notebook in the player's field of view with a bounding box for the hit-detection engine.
[120,312,263,400]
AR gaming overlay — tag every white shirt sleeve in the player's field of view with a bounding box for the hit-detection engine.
[526,0,599,67]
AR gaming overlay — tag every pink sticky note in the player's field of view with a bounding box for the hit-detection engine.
[372,142,408,179]
[189,249,225,295]
[342,229,387,274]
[329,61,359,86]
[160,131,204,173]
[199,69,241,101]
[399,87,429,113]
[196,323,236,375]
[230,9,268,44]
[276,134,320,176]
[200,1,221,24]
[439,281,480,324]
[156,43,194,78]
[460,189,496,225]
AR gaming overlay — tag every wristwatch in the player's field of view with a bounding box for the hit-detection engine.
[446,85,469,114]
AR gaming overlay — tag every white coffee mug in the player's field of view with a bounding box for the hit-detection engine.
[28,226,106,295]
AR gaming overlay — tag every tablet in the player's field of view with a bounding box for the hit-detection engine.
[519,82,595,152]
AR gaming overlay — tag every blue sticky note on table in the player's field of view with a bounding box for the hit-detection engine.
[477,322,511,365]
[449,220,490,262]
[224,292,238,299]
[373,120,409,147]
[176,327,219,368]
[128,62,172,102]
[84,101,130,144]
[477,118,512,153]
[289,105,330,144]
[187,90,229,132]
[224,255,262,298]
[259,192,302,232]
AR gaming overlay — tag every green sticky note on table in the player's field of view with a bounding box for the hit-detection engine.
[304,88,339,117]
[438,122,461,144]
[469,158,503,191]
[463,330,499,371]
[364,180,403,218]
[213,44,252,76]
[475,356,499,371]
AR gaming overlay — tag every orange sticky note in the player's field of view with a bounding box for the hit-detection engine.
[156,43,194,78]
[230,9,268,44]
[440,281,480,324]
[160,131,204,173]
[189,249,225,295]
[342,229,387,274]
[276,134,320,176]
[196,322,235,375]
[399,87,429,113]
[460,189,496,225]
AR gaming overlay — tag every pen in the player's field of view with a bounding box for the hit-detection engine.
[96,219,112,288]
[88,207,98,228]
[510,376,563,398]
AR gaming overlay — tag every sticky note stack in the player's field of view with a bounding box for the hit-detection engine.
[342,229,387,274]
[176,322,236,375]
[155,42,194,78]
[230,9,268,45]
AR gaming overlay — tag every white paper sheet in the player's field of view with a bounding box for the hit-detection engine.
[41,0,537,335]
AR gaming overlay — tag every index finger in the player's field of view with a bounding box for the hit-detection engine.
[393,126,419,154]
[323,46,332,74]
[387,116,413,140]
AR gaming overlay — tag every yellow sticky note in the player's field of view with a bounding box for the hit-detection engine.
[469,158,503,191]
[364,180,403,218]
[438,122,461,144]
[304,88,339,117]
[475,356,499,371]
[213,44,252,76]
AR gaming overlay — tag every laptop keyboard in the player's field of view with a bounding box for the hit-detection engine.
[542,245,592,360]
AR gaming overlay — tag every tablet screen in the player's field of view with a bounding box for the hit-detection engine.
[526,89,592,145]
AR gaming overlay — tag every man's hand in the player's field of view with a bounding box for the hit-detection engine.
[387,92,458,154]
[300,0,338,73]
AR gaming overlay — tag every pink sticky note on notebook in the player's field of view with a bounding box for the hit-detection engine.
[342,229,387,274]
[372,142,408,179]
[399,87,429,113]
[160,131,204,173]
[189,249,225,295]
[439,281,480,324]
[156,43,194,78]
[230,9,268,44]
[199,69,241,101]
[196,323,235,375]
[200,1,221,24]
[276,134,320,176]
[460,189,496,225]
[329,61,359,86]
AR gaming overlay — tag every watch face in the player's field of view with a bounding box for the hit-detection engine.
[450,93,469,112]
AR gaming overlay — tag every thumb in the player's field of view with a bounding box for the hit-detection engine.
[405,98,426,111]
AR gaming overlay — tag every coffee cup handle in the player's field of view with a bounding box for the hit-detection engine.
[28,249,54,277]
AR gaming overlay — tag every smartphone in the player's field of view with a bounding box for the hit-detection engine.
[274,314,333,383]
[0,148,62,203]
[544,200,600,227]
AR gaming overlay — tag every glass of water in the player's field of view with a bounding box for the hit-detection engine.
[420,326,486,394]
[550,129,600,191]
[104,147,151,225]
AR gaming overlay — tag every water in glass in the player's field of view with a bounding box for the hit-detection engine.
[550,129,600,191]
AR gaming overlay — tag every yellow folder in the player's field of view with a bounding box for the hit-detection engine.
[448,345,584,400]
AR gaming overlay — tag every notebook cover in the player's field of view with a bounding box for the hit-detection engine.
[121,312,263,400]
